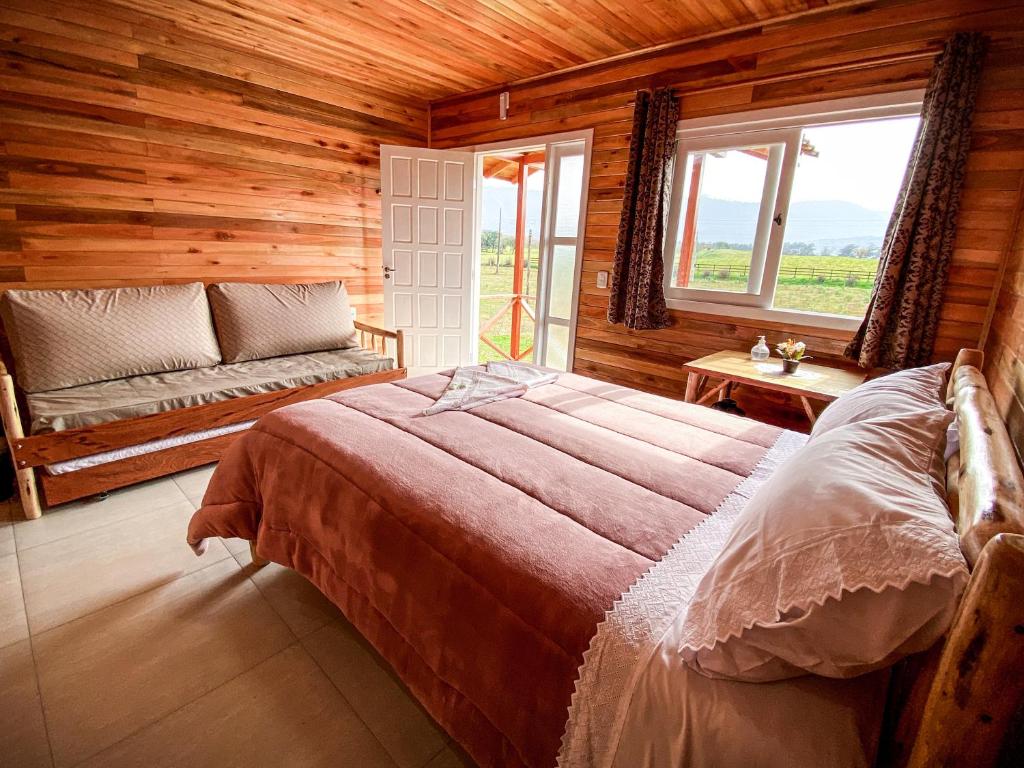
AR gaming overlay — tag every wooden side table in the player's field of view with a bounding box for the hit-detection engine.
[683,350,866,424]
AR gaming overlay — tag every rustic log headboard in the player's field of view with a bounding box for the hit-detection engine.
[887,348,1024,767]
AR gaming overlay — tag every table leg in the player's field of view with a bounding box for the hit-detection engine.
[684,372,699,403]
[697,379,731,405]
[800,396,817,425]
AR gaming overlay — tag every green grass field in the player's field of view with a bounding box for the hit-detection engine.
[683,248,878,316]
[476,247,877,361]
[478,248,538,363]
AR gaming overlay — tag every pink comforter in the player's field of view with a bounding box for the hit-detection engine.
[188,371,782,768]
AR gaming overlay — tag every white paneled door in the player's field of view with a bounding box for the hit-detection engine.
[380,146,476,370]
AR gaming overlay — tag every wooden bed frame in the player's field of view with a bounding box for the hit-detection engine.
[891,348,1024,767]
[1,319,405,519]
[839,347,1024,767]
[244,347,1023,767]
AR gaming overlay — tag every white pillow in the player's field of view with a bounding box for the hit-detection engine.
[679,406,967,682]
[811,362,950,439]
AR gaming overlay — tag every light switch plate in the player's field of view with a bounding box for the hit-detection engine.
[596,270,609,289]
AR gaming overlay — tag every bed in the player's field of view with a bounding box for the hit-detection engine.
[187,348,1024,768]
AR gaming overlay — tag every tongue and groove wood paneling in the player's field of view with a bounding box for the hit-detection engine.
[82,0,853,103]
[0,0,426,318]
[431,0,1024,421]
[983,175,1024,465]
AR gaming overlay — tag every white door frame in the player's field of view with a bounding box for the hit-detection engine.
[455,129,593,369]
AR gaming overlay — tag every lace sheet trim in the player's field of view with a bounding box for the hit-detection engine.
[556,429,808,768]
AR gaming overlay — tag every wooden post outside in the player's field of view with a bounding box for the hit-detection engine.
[0,372,42,519]
[511,155,527,360]
[676,154,703,286]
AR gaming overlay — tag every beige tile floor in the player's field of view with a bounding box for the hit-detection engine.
[0,467,476,768]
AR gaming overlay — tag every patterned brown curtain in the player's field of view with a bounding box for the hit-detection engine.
[607,87,679,330]
[846,33,988,369]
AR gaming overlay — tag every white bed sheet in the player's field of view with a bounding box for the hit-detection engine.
[559,430,889,768]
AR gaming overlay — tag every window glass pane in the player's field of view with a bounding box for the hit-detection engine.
[554,153,584,237]
[772,116,919,317]
[545,324,570,371]
[670,146,772,293]
[549,244,576,320]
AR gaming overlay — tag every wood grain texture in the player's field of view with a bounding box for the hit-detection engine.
[74,0,856,103]
[13,367,407,468]
[906,532,1024,768]
[431,0,1024,423]
[38,429,240,505]
[982,133,1024,469]
[0,0,428,318]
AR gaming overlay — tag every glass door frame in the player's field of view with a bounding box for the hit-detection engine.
[533,139,587,368]
[462,129,593,370]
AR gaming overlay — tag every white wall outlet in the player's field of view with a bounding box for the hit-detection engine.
[596,270,609,289]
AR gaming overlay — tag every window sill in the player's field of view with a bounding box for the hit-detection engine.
[665,298,863,333]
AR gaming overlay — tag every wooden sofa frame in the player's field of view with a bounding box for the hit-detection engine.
[1,320,405,519]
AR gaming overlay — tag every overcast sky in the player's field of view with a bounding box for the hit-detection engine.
[696,116,920,213]
[480,116,920,222]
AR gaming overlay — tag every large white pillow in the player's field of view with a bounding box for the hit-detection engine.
[679,405,967,682]
[811,362,950,439]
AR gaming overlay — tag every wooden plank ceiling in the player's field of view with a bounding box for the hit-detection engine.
[96,0,848,102]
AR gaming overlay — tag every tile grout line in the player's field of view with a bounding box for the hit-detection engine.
[64,641,304,768]
[25,548,235,643]
[14,522,58,768]
[13,492,193,554]
[420,743,450,768]
[236,553,403,768]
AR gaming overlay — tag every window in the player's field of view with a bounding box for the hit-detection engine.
[663,93,922,327]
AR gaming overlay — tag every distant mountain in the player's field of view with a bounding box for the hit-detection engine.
[478,192,890,253]
[479,187,544,235]
[691,197,890,251]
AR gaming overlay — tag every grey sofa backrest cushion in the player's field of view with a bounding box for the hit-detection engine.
[0,283,223,393]
[207,281,359,364]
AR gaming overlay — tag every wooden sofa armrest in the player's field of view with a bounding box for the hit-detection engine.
[0,358,42,519]
[354,320,405,369]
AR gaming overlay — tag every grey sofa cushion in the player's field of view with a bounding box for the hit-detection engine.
[26,347,394,433]
[208,281,359,364]
[1,283,222,393]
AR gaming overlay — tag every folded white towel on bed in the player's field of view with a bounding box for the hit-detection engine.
[422,362,559,416]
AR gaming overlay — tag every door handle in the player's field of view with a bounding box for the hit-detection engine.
[383,265,395,280]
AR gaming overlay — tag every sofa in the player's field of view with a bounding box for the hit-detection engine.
[0,280,405,519]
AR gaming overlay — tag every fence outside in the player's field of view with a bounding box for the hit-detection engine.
[691,262,877,283]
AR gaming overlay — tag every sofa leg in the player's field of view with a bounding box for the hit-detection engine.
[0,373,42,520]
[249,541,269,568]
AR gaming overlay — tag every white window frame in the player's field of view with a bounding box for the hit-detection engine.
[663,90,924,331]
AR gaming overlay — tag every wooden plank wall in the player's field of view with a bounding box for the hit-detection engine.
[0,0,427,319]
[983,183,1024,464]
[431,0,1024,424]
